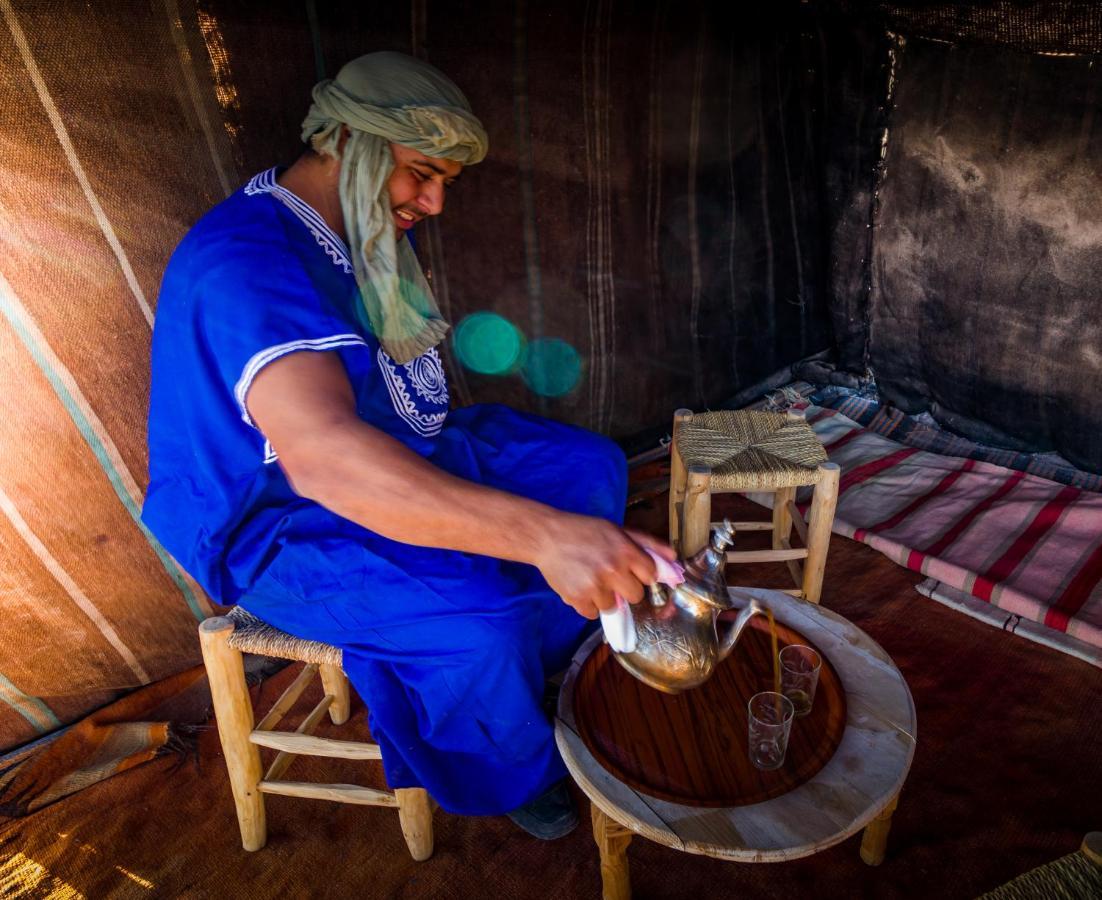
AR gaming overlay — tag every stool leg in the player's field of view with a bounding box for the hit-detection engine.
[319,664,350,726]
[772,486,796,549]
[591,802,633,900]
[668,409,694,551]
[802,463,840,604]
[781,410,809,552]
[772,486,802,589]
[860,793,899,866]
[396,788,434,861]
[199,618,266,851]
[681,465,712,558]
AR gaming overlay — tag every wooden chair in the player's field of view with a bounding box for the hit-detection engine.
[668,407,840,604]
[198,607,434,858]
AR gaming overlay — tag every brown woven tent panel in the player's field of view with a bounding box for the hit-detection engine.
[6,0,235,270]
[0,0,233,751]
[0,514,143,697]
[0,3,232,484]
[0,327,204,689]
[0,707,45,753]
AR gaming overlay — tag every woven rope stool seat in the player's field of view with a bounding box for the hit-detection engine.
[677,410,828,491]
[978,833,1102,899]
[226,606,342,667]
[669,408,840,604]
[199,610,434,859]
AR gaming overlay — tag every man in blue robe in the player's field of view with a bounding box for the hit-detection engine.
[142,52,669,838]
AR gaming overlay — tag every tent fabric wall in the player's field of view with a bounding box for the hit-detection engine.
[0,0,832,752]
[203,0,832,434]
[870,37,1102,473]
[820,2,1102,472]
[817,18,893,375]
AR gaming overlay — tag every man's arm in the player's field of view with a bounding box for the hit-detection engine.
[247,351,668,619]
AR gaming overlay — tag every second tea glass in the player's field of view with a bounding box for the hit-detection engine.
[779,644,822,717]
[747,691,795,770]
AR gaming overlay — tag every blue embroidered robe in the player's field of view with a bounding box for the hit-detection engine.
[142,168,626,814]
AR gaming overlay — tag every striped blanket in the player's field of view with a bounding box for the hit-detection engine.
[808,384,1102,493]
[752,405,1102,662]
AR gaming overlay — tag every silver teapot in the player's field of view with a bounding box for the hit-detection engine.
[611,520,766,694]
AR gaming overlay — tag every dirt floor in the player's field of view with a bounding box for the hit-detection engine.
[1,491,1099,899]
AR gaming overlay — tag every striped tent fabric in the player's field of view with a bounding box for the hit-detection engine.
[0,0,227,752]
[748,405,1102,662]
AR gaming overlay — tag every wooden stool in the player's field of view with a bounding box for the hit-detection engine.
[669,408,840,604]
[198,607,434,858]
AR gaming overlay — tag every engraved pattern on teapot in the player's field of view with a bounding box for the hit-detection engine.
[610,520,767,693]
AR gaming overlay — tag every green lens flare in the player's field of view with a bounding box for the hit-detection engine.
[452,313,524,375]
[522,338,582,398]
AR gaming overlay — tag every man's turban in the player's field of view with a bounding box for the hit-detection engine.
[302,52,488,363]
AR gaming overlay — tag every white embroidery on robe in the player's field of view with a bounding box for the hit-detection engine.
[245,168,354,274]
[377,347,448,437]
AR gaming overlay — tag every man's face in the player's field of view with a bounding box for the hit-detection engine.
[386,142,463,233]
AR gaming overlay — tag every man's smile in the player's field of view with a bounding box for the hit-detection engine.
[394,208,420,229]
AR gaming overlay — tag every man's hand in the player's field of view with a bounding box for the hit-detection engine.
[533,513,677,620]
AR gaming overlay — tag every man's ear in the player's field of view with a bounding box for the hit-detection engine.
[337,125,351,153]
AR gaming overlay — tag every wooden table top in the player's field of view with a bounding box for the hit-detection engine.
[555,588,917,862]
[572,615,848,808]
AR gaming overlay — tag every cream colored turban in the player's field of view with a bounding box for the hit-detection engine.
[301,52,488,363]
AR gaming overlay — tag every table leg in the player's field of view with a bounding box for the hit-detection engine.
[860,794,899,866]
[591,802,633,900]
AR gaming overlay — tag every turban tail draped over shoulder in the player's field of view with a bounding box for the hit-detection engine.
[301,52,488,363]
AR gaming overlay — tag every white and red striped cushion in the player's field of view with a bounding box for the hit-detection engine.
[747,406,1102,658]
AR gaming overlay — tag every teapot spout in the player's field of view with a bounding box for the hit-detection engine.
[718,597,768,661]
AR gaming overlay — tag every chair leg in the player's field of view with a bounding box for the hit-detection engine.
[319,664,350,726]
[396,788,435,861]
[199,617,267,851]
[681,465,713,558]
[802,463,840,604]
[668,409,693,551]
[771,486,796,549]
[772,485,801,589]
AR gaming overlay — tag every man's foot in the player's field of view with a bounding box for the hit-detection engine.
[507,780,579,839]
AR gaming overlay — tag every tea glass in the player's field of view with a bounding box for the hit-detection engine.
[779,644,822,717]
[747,691,794,771]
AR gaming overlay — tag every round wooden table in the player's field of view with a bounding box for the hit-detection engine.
[555,588,917,899]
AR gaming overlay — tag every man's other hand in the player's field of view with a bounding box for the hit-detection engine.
[534,513,677,620]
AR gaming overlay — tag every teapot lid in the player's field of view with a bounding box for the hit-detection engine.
[682,520,736,606]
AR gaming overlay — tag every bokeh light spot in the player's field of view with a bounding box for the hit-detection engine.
[522,338,582,398]
[453,312,524,375]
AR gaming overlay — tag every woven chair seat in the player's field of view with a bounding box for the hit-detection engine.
[978,849,1102,899]
[226,606,342,667]
[676,409,828,491]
